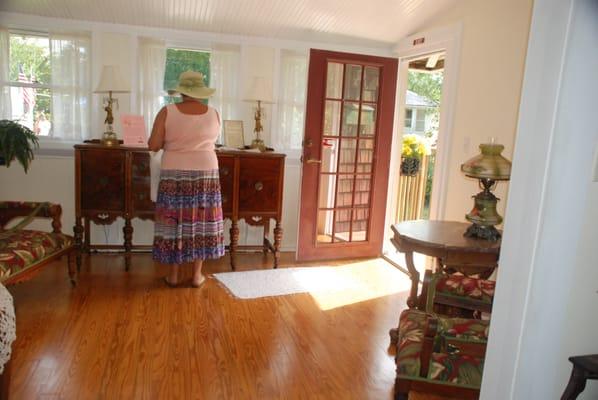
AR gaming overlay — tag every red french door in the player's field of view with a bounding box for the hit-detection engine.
[297,49,398,261]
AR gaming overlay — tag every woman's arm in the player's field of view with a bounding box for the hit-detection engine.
[148,107,167,151]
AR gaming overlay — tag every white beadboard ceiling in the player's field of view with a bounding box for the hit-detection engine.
[0,0,457,47]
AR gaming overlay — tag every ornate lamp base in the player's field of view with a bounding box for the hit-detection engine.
[464,223,501,241]
[250,138,266,152]
[101,129,119,147]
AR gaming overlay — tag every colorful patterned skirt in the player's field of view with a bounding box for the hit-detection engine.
[153,169,225,264]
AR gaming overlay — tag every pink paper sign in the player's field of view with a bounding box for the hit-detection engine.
[121,114,147,147]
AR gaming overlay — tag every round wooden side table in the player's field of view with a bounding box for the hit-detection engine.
[390,220,501,308]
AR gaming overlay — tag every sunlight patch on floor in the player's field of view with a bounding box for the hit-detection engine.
[297,259,411,311]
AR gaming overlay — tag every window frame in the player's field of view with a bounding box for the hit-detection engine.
[5,29,92,152]
[160,44,212,107]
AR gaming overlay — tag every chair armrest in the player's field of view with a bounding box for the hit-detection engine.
[420,316,439,378]
[0,201,63,233]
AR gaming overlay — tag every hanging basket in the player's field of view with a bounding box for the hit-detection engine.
[400,157,421,176]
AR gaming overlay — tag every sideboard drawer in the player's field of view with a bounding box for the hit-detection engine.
[218,156,234,215]
[80,149,125,211]
[238,157,281,214]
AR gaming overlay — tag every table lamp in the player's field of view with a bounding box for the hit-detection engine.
[244,76,273,152]
[94,65,130,146]
[461,142,512,241]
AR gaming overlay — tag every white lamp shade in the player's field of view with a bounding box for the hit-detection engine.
[94,65,130,93]
[244,76,273,103]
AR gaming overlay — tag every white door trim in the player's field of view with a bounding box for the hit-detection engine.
[383,23,463,254]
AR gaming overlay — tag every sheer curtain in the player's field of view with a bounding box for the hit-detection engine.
[210,44,241,133]
[274,49,308,152]
[50,33,91,140]
[0,28,11,120]
[138,38,166,136]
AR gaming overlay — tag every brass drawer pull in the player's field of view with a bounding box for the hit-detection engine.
[254,182,264,191]
[221,167,230,176]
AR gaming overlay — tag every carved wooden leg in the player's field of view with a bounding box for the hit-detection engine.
[263,220,270,256]
[561,365,588,400]
[73,217,84,272]
[405,251,419,308]
[273,221,283,269]
[229,220,239,271]
[67,250,76,286]
[123,217,133,271]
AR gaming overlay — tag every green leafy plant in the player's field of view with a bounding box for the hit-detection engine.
[0,120,39,173]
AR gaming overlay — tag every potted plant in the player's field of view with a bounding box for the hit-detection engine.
[0,120,39,173]
[401,134,431,176]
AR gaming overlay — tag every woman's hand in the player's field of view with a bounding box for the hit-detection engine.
[148,107,167,151]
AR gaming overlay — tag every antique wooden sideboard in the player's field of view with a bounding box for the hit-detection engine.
[74,143,285,270]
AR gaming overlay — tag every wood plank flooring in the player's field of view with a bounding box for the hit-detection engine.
[7,252,455,399]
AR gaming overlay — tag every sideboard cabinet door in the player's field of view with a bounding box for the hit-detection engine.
[80,149,125,212]
[238,157,281,215]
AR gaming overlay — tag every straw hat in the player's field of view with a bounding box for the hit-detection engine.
[173,71,215,99]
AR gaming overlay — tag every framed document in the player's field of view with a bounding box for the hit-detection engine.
[120,114,147,147]
[223,120,245,148]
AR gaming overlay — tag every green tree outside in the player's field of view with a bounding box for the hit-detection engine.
[163,48,210,104]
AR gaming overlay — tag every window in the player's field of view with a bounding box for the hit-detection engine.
[2,31,91,140]
[274,49,307,151]
[415,108,426,131]
[162,48,210,105]
[404,108,413,128]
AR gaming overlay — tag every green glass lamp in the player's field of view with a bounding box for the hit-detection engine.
[461,143,512,241]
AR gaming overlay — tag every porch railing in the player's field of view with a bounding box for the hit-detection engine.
[396,153,434,222]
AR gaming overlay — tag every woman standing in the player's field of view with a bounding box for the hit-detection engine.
[148,71,224,287]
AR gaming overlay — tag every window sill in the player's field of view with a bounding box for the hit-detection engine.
[34,139,82,157]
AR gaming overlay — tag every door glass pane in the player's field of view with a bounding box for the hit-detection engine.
[334,209,352,242]
[344,64,362,100]
[356,139,374,173]
[353,176,371,206]
[362,66,380,102]
[318,174,337,209]
[336,174,354,208]
[351,208,369,242]
[326,62,343,99]
[316,210,334,243]
[342,102,359,137]
[339,139,357,173]
[324,100,341,136]
[320,138,338,173]
[360,104,377,137]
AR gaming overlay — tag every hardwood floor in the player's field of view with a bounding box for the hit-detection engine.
[6,252,454,399]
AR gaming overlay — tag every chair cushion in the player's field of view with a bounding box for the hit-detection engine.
[429,352,484,387]
[396,309,488,388]
[436,274,495,304]
[0,229,73,280]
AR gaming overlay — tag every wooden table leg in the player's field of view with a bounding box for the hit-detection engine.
[262,220,270,256]
[84,217,91,254]
[561,365,588,400]
[229,220,238,271]
[273,221,282,269]
[123,217,133,271]
[405,250,419,309]
[73,217,83,272]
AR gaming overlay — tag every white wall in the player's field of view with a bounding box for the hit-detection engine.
[0,12,392,252]
[481,0,598,398]
[412,0,533,223]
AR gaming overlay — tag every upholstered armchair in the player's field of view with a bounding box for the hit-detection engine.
[393,270,496,400]
[0,201,75,285]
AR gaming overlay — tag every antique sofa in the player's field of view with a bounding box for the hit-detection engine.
[393,270,496,400]
[0,201,75,285]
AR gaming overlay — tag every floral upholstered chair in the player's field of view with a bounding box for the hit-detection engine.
[0,201,75,286]
[393,270,496,400]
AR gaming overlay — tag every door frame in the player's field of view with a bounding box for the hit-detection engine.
[383,23,464,254]
[296,49,399,261]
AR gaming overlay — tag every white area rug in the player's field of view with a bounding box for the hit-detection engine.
[212,261,410,302]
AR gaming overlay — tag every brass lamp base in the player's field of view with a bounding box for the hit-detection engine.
[250,138,266,152]
[101,130,119,146]
[464,223,501,241]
